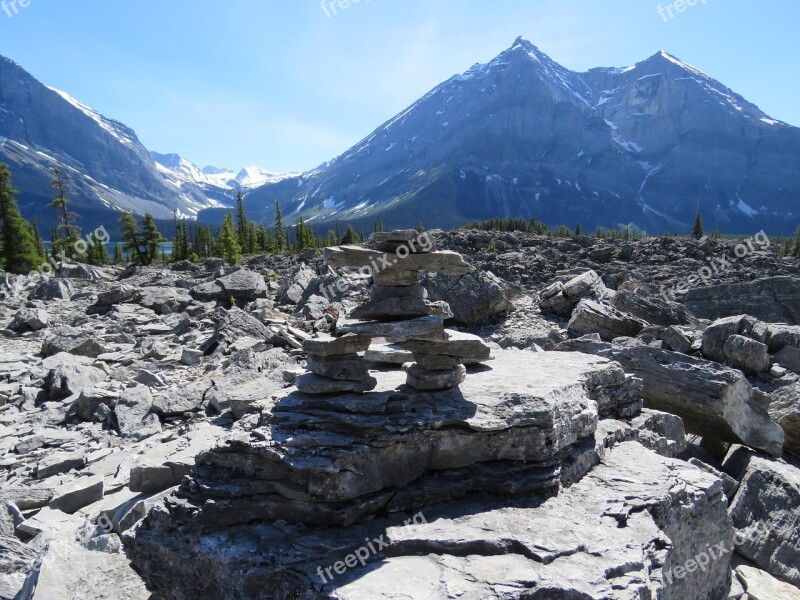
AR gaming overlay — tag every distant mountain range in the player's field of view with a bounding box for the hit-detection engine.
[2,39,799,235]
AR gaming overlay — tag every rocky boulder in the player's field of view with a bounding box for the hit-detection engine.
[567,299,647,341]
[8,308,49,333]
[127,442,733,600]
[724,448,800,588]
[768,383,800,456]
[421,270,512,325]
[276,264,315,305]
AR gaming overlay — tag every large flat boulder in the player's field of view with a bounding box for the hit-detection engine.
[324,246,473,276]
[126,442,733,600]
[133,350,640,531]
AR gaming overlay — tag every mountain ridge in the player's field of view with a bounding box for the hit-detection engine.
[230,36,798,234]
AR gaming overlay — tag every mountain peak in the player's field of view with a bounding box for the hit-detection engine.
[643,50,705,75]
[508,36,546,58]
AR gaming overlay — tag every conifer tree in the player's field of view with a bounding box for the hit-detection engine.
[120,213,146,265]
[0,164,43,274]
[49,167,81,258]
[141,213,165,265]
[692,213,704,239]
[274,199,286,252]
[235,191,250,253]
[113,243,124,264]
[31,217,46,259]
[340,224,358,245]
[219,214,242,265]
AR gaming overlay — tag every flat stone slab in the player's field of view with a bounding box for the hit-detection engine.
[296,373,378,394]
[148,351,639,530]
[303,334,371,356]
[336,316,446,341]
[349,297,452,321]
[127,443,732,600]
[364,343,414,365]
[399,329,492,361]
[404,363,466,390]
[325,246,472,276]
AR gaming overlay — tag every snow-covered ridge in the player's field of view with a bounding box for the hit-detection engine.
[151,152,298,192]
[46,86,137,146]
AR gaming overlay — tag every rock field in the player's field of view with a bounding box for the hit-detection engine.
[2,229,800,600]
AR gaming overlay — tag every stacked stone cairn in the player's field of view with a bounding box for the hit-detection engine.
[315,229,492,390]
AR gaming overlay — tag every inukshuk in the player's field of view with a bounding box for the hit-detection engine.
[324,230,491,390]
[131,233,643,542]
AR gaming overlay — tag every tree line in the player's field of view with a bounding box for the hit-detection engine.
[0,163,379,274]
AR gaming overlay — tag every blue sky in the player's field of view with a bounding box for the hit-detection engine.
[1,0,797,173]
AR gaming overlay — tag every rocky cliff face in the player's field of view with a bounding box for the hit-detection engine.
[239,38,800,234]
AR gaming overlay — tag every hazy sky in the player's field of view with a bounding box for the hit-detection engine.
[1,0,797,173]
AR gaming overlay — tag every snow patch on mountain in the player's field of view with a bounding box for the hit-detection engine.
[151,152,298,192]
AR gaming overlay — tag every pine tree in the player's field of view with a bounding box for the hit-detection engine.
[340,224,358,245]
[172,217,190,262]
[141,213,165,265]
[274,199,286,252]
[219,214,242,265]
[235,191,250,253]
[119,213,146,265]
[49,167,81,258]
[0,164,43,274]
[574,223,582,236]
[49,228,61,260]
[31,217,46,259]
[86,239,110,265]
[692,213,704,239]
[247,222,257,255]
[113,243,124,264]
[295,217,314,251]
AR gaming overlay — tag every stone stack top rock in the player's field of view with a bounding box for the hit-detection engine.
[323,246,473,277]
[368,229,434,253]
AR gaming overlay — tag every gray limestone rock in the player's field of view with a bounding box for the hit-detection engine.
[126,443,733,600]
[567,298,647,341]
[8,308,48,333]
[404,363,466,390]
[726,448,800,588]
[768,382,800,456]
